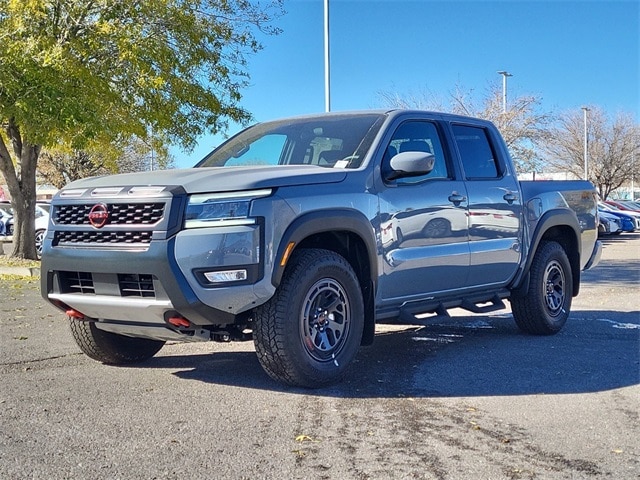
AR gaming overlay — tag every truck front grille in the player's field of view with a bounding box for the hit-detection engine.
[54,231,153,245]
[55,203,165,226]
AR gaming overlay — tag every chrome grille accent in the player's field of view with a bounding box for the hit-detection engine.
[55,203,165,226]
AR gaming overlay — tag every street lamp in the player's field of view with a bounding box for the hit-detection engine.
[497,71,513,113]
[324,0,330,112]
[581,106,590,180]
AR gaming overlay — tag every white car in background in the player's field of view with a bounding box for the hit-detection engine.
[34,204,49,258]
[0,201,49,259]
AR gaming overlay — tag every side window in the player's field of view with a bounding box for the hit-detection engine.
[383,121,449,184]
[452,125,499,179]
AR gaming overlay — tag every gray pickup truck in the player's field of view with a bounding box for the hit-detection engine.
[41,110,602,387]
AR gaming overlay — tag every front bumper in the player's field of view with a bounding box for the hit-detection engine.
[42,224,274,332]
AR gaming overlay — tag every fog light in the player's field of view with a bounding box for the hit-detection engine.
[204,269,248,284]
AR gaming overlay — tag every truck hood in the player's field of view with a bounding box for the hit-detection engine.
[62,166,348,194]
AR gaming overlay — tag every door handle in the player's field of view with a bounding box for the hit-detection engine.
[448,193,467,206]
[503,192,518,204]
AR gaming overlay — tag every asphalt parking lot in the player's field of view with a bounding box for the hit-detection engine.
[0,235,638,479]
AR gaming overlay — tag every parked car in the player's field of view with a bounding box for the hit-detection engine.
[616,200,640,212]
[0,204,12,237]
[34,205,49,258]
[598,210,622,236]
[604,200,640,213]
[598,203,639,232]
[37,201,52,214]
[0,201,49,258]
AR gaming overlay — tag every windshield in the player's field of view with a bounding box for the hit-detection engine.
[197,113,385,169]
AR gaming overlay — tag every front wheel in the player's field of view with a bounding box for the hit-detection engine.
[253,249,364,388]
[35,229,45,259]
[69,317,165,364]
[510,241,573,335]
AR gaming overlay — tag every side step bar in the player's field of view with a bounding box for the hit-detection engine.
[461,295,506,314]
[394,292,509,325]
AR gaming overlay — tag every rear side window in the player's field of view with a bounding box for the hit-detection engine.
[452,125,499,179]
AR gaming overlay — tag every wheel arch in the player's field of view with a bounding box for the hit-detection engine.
[273,210,378,345]
[513,208,582,297]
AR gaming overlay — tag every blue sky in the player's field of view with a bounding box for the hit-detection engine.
[173,0,639,168]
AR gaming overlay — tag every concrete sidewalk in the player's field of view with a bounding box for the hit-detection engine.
[0,241,40,277]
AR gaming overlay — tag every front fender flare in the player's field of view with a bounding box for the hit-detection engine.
[271,209,378,290]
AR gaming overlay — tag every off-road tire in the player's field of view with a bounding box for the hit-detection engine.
[511,241,573,335]
[69,317,165,364]
[253,248,364,388]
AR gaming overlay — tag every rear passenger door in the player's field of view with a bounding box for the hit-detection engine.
[451,123,523,288]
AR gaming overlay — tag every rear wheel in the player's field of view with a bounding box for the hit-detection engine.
[511,241,573,335]
[253,248,364,388]
[69,317,165,364]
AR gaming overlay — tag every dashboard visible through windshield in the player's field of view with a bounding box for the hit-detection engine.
[197,113,385,169]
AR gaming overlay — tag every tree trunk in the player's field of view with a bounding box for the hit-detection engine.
[0,120,41,260]
[10,186,38,259]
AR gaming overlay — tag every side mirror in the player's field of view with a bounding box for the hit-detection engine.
[386,151,435,181]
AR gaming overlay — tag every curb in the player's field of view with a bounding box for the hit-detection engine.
[0,266,41,277]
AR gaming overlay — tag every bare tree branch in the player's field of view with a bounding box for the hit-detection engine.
[544,107,640,199]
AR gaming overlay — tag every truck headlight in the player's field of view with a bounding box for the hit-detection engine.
[184,189,272,228]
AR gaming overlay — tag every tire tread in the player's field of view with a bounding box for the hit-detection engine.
[253,248,363,388]
[511,241,572,335]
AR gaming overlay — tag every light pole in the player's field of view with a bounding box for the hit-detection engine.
[149,126,155,171]
[581,106,590,180]
[324,0,330,112]
[631,149,635,200]
[497,71,513,113]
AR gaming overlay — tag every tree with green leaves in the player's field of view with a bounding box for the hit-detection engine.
[544,107,640,200]
[0,0,282,258]
[378,82,553,174]
[38,136,174,190]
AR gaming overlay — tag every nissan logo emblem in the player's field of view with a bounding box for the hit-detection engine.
[88,204,109,228]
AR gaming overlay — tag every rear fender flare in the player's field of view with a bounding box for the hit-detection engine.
[512,208,581,296]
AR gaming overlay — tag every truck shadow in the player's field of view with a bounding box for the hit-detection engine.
[142,310,639,398]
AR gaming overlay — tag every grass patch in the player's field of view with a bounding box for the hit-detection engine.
[0,254,40,269]
[0,274,40,288]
